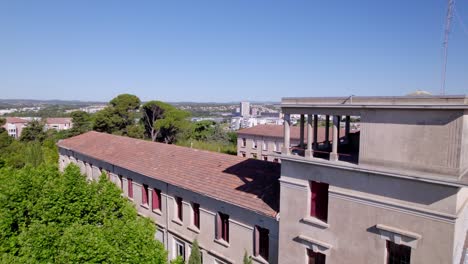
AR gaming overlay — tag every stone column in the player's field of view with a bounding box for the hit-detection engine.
[299,114,305,148]
[282,113,291,155]
[330,115,339,161]
[313,114,318,149]
[305,114,313,158]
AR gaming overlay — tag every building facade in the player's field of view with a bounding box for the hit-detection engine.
[278,95,468,264]
[240,102,251,117]
[2,117,28,139]
[237,125,346,162]
[45,117,73,130]
[58,132,280,264]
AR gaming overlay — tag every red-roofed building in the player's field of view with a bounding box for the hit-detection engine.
[46,117,73,131]
[58,131,280,263]
[2,117,29,139]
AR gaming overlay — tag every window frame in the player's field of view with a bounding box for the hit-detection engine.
[386,240,411,264]
[307,249,326,264]
[174,239,185,260]
[254,225,269,261]
[152,188,162,211]
[192,203,200,229]
[175,197,183,221]
[141,184,149,206]
[216,212,229,243]
[310,181,329,222]
[128,178,133,199]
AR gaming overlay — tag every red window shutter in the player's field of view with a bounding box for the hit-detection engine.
[223,214,229,242]
[128,178,133,198]
[310,181,329,222]
[254,226,260,256]
[152,189,160,210]
[310,182,318,217]
[193,203,200,228]
[142,185,148,205]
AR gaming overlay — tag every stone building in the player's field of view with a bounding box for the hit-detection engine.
[2,117,28,139]
[45,117,73,131]
[278,95,468,264]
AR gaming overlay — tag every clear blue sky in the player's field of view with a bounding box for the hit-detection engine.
[1,0,467,102]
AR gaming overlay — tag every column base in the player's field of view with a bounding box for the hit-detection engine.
[305,149,314,158]
[329,152,338,162]
[281,147,290,155]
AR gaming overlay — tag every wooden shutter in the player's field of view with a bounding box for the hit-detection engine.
[128,178,133,198]
[142,185,148,204]
[310,182,318,217]
[152,189,159,210]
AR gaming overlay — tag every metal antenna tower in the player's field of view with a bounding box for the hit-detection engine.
[441,0,455,95]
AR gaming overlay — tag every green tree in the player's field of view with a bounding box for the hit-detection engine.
[192,120,216,141]
[93,94,141,135]
[69,111,92,136]
[188,239,202,264]
[0,164,167,263]
[142,101,190,143]
[20,119,46,142]
[170,256,185,264]
[243,250,252,264]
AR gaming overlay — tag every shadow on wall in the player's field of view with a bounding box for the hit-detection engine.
[223,159,281,213]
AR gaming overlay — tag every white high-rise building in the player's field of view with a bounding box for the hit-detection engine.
[240,101,250,117]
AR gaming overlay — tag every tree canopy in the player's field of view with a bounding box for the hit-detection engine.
[20,119,46,142]
[93,94,141,135]
[0,164,167,263]
[142,101,191,143]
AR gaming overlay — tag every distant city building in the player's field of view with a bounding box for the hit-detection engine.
[45,118,73,131]
[240,101,250,117]
[230,116,283,131]
[2,117,28,139]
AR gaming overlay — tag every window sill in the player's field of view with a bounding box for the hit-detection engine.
[152,209,162,216]
[252,255,269,264]
[301,216,329,229]
[213,238,230,248]
[140,203,149,209]
[187,225,200,234]
[172,218,183,226]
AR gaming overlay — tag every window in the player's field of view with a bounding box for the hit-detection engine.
[174,239,185,260]
[273,142,277,152]
[192,203,200,229]
[387,241,411,264]
[216,212,229,242]
[262,141,267,151]
[152,188,162,211]
[263,156,268,161]
[128,178,133,199]
[273,158,279,163]
[242,152,246,158]
[242,138,246,147]
[307,249,326,264]
[252,153,257,159]
[141,184,149,205]
[254,226,269,261]
[253,140,257,149]
[119,175,123,190]
[175,197,183,221]
[310,181,329,222]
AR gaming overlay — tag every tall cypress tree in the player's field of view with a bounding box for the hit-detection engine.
[188,239,202,264]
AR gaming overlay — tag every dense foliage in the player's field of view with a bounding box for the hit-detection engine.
[0,164,167,263]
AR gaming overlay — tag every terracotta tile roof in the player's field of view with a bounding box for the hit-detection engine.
[5,117,28,124]
[46,118,72,124]
[237,124,347,142]
[58,131,280,218]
